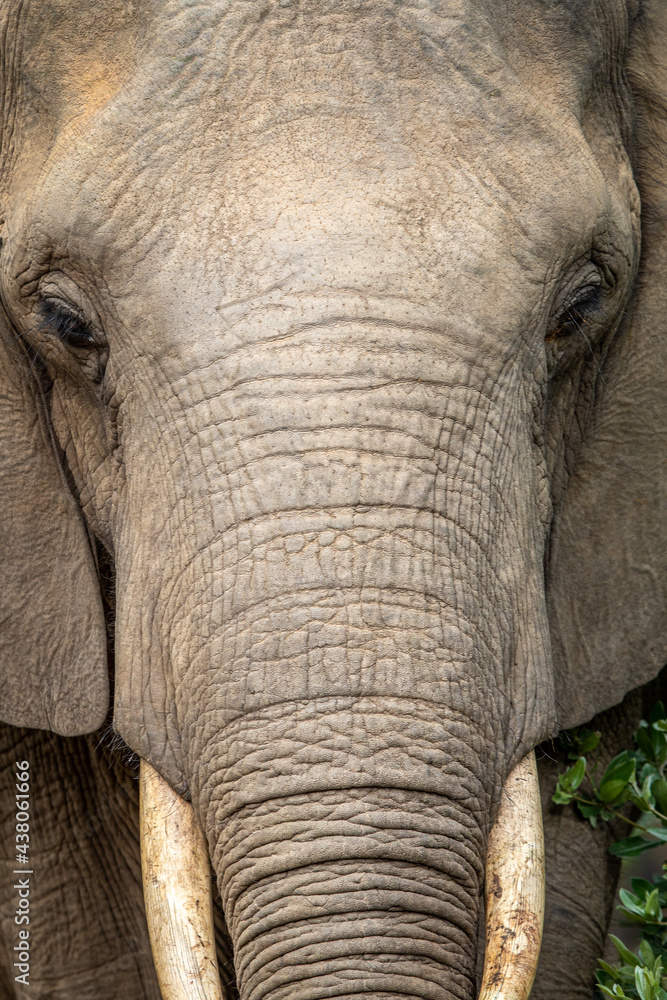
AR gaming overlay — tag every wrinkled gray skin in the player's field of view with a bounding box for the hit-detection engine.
[0,2,666,999]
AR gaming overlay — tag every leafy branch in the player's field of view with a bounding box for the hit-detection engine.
[554,702,667,1000]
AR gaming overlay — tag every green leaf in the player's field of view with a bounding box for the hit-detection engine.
[649,703,666,726]
[653,780,667,815]
[553,756,587,804]
[637,725,657,763]
[578,802,602,817]
[567,756,587,790]
[645,889,663,922]
[575,728,603,755]
[552,787,573,805]
[556,708,667,1000]
[599,753,637,803]
[604,752,637,779]
[610,935,641,968]
[620,888,650,919]
[602,779,633,802]
[610,837,659,859]
[635,966,655,1000]
[578,800,604,827]
[644,772,658,795]
[558,726,602,758]
[598,987,627,999]
[639,762,660,784]
[640,941,657,967]
[634,880,659,899]
[645,708,667,766]
[633,773,659,812]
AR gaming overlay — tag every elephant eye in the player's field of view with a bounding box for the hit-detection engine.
[546,285,602,344]
[39,299,96,349]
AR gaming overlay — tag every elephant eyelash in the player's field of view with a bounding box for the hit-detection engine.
[546,285,606,383]
[38,298,96,349]
[545,285,602,344]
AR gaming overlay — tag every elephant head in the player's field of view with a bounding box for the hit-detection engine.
[0,2,665,998]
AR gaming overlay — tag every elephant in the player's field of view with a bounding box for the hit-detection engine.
[0,0,666,998]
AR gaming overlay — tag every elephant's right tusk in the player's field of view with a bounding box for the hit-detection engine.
[140,759,224,1000]
[478,750,545,1000]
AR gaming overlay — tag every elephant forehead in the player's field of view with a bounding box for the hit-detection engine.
[76,45,622,356]
[6,0,631,206]
[109,133,616,371]
[6,0,636,354]
[15,0,624,238]
[110,5,608,237]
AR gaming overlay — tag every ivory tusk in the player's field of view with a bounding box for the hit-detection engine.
[140,759,224,1000]
[479,750,545,1000]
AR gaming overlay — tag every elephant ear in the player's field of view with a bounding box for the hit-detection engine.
[0,302,109,736]
[547,1,667,730]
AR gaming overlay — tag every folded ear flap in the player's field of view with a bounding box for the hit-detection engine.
[547,2,667,730]
[0,302,109,736]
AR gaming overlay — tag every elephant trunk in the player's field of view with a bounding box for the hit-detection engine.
[114,318,552,1000]
[139,754,544,1000]
[192,700,488,1000]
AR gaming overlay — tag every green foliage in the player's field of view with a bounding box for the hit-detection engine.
[554,703,667,999]
[553,755,587,804]
[596,943,667,1000]
[555,705,667,844]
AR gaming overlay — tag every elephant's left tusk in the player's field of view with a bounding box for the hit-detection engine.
[478,750,545,1000]
[140,759,223,1000]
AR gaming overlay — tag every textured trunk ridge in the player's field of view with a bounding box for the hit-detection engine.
[213,787,483,1000]
[190,703,490,1000]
